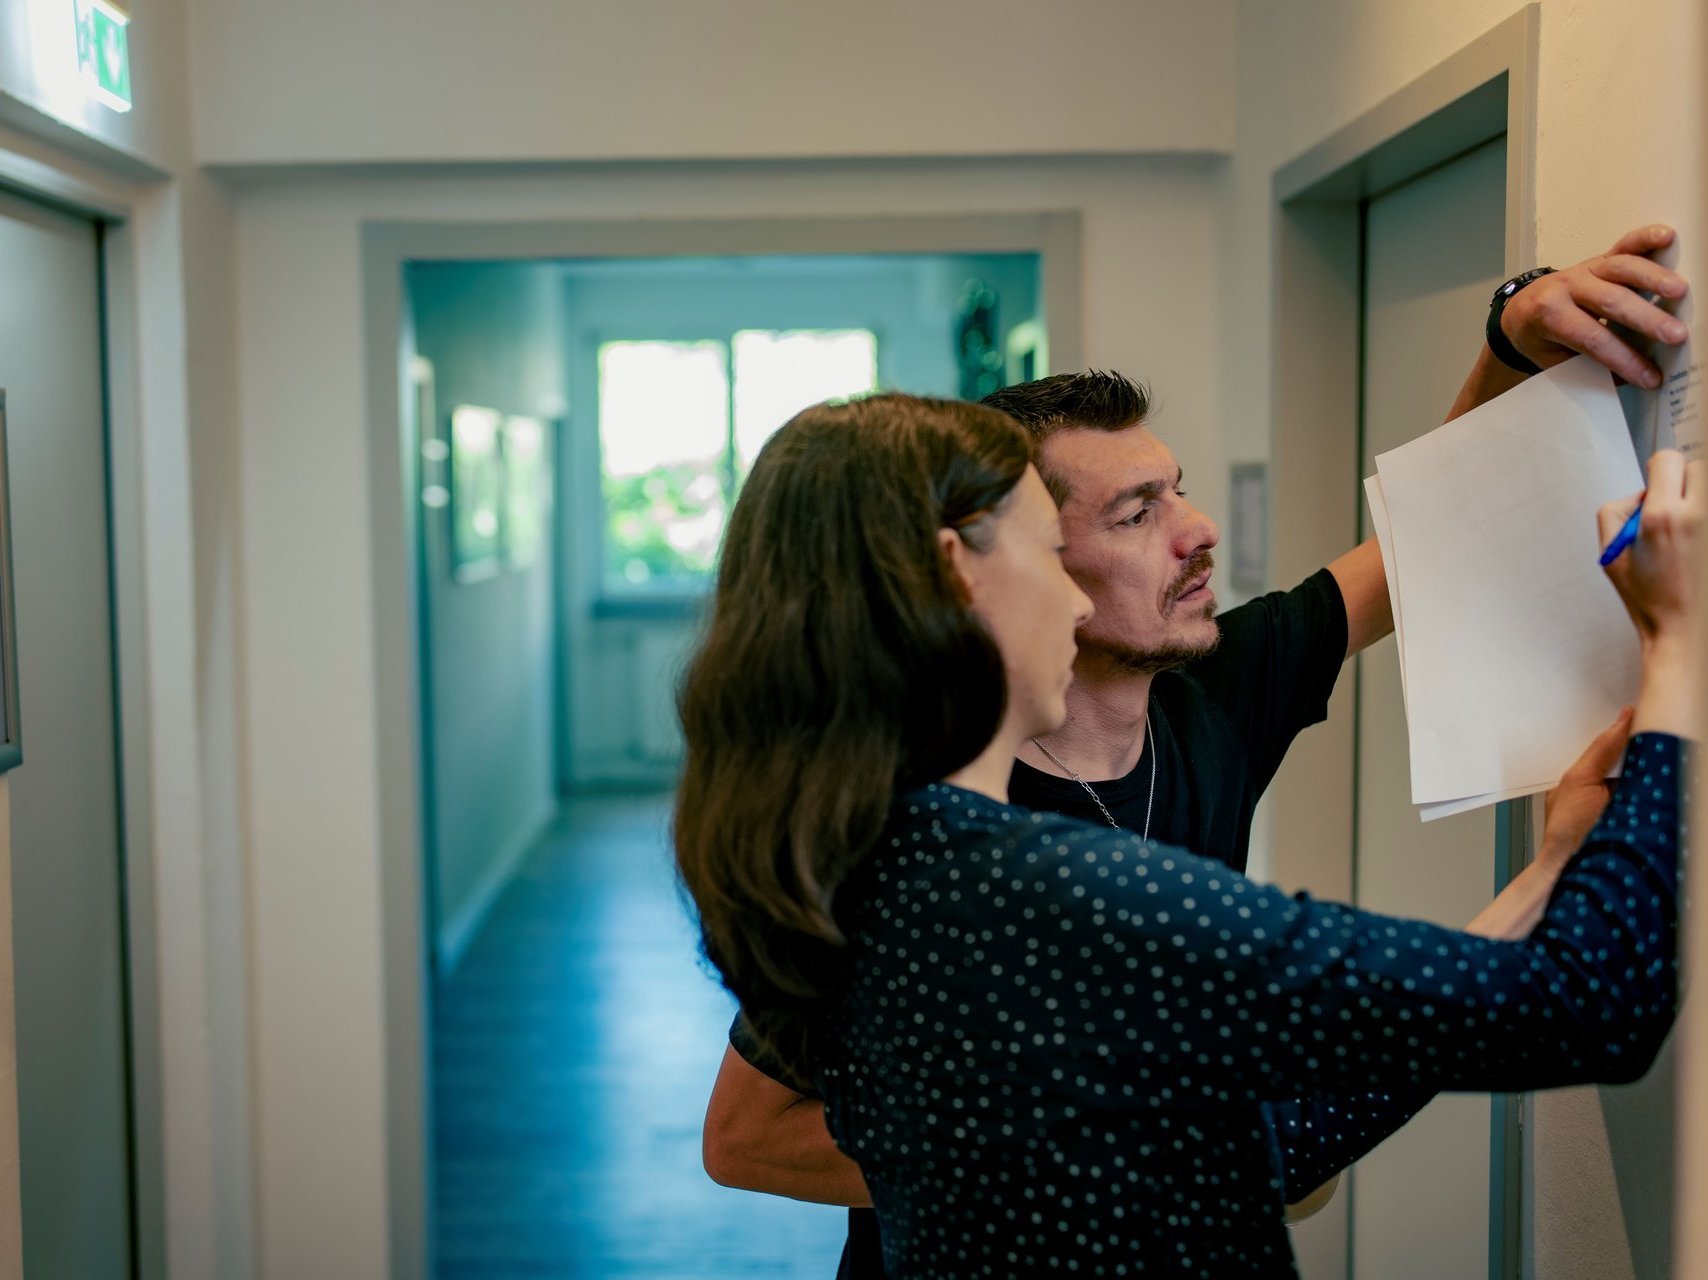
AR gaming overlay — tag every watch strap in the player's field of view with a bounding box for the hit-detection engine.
[1486,267,1557,374]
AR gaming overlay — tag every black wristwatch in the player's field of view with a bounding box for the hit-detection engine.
[1485,267,1556,374]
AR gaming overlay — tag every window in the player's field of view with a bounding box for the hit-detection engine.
[598,329,878,596]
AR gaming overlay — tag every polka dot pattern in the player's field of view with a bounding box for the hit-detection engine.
[815,734,1684,1278]
[1259,1088,1430,1201]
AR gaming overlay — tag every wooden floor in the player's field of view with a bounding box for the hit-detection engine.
[431,793,848,1278]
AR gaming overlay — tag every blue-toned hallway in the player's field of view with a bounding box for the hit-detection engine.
[431,795,846,1278]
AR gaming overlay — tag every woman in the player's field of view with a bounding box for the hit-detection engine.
[674,395,1694,1278]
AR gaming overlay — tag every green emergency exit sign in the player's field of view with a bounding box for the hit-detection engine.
[74,0,132,114]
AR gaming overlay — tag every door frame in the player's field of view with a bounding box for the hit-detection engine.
[362,211,1083,1274]
[0,151,160,1280]
[1266,7,1539,1279]
[0,123,244,1280]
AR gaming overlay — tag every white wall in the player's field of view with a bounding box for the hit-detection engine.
[0,2,257,1279]
[232,154,1221,1276]
[1677,19,1708,1272]
[190,0,1235,166]
[408,262,565,966]
[1224,2,1705,1276]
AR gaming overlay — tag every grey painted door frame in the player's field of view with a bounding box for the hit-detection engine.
[362,211,1083,1275]
[0,182,136,1278]
[1265,8,1539,1280]
[0,133,176,1280]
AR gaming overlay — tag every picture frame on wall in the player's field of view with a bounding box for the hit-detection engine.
[0,394,22,773]
[448,403,505,582]
[501,414,552,570]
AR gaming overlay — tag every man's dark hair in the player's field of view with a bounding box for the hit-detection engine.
[981,371,1151,504]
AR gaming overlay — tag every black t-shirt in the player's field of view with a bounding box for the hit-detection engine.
[1008,566,1348,872]
[729,569,1349,1278]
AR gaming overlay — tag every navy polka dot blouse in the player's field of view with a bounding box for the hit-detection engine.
[814,734,1684,1278]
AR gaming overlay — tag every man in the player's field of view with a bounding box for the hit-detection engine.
[700,226,1689,1277]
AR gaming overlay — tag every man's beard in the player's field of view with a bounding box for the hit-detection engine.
[1106,611,1220,674]
[1104,550,1221,675]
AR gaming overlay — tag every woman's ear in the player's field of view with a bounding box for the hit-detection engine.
[937,526,978,606]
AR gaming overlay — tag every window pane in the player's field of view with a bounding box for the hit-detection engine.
[599,341,729,476]
[598,340,730,592]
[732,329,879,474]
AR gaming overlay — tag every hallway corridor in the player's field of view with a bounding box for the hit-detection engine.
[432,795,846,1278]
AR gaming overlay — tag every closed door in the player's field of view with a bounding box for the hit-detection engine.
[0,190,133,1276]
[1353,136,1507,1278]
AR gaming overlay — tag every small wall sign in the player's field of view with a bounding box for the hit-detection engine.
[74,0,132,114]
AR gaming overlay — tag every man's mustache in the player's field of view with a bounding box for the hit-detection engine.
[1168,551,1216,603]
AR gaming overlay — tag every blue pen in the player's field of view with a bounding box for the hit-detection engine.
[1598,499,1644,566]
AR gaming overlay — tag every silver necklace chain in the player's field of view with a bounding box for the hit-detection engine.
[1030,713,1155,841]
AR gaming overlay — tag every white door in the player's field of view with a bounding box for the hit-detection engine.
[1349,136,1508,1279]
[0,190,133,1276]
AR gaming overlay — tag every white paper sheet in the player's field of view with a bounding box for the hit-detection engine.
[1363,474,1407,711]
[1372,356,1644,807]
[1419,784,1541,823]
[1371,477,1560,821]
[1649,237,1703,458]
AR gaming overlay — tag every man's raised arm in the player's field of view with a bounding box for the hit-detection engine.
[1333,224,1689,659]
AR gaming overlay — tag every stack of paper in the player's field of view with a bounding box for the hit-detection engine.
[1366,356,1645,820]
[1646,236,1703,459]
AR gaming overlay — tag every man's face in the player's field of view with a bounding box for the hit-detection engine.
[1042,423,1221,672]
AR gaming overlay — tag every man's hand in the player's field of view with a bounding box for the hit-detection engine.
[1500,225,1689,388]
[1445,224,1689,422]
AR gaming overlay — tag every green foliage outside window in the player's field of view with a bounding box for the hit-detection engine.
[603,464,725,588]
[598,331,877,597]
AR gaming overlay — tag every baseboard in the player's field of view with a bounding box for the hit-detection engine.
[435,805,554,975]
[567,761,680,792]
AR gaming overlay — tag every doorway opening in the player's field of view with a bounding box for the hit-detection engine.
[0,187,141,1280]
[402,248,1044,1274]
[1266,10,1536,1279]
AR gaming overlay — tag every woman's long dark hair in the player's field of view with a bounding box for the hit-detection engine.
[674,394,1032,1080]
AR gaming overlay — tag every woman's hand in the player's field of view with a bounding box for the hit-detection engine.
[1467,709,1634,942]
[1600,449,1704,737]
[1537,707,1633,867]
[1600,450,1704,645]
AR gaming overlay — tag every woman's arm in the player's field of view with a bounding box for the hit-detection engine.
[1261,710,1637,1198]
[1185,456,1696,1100]
[1462,707,1637,941]
[1264,1090,1430,1204]
[1039,728,1680,1109]
[1246,453,1699,1180]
